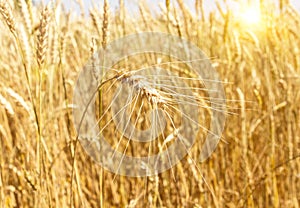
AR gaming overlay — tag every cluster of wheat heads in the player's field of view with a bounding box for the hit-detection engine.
[0,0,300,207]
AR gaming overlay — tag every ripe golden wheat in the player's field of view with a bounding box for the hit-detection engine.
[0,0,299,207]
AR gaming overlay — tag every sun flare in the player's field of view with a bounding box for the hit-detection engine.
[239,6,261,25]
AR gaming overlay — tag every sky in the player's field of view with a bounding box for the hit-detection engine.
[41,0,300,16]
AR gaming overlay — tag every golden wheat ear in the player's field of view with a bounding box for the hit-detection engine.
[19,0,33,34]
[37,6,50,69]
[0,1,17,37]
[102,0,110,49]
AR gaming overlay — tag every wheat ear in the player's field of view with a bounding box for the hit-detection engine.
[37,6,50,68]
[90,9,101,37]
[102,0,109,49]
[19,0,32,34]
[0,1,17,37]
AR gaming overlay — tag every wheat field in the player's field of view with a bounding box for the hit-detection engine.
[0,0,299,207]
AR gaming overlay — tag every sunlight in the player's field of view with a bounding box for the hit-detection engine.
[239,6,261,25]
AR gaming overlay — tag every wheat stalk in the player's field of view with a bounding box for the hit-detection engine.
[19,25,32,69]
[139,3,152,31]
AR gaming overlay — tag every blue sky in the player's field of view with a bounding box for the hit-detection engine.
[42,0,300,16]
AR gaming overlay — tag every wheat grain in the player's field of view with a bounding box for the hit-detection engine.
[102,0,109,49]
[0,1,16,37]
[118,73,169,107]
[49,25,59,65]
[37,6,50,68]
[19,0,32,34]
[90,8,101,38]
[26,0,34,27]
